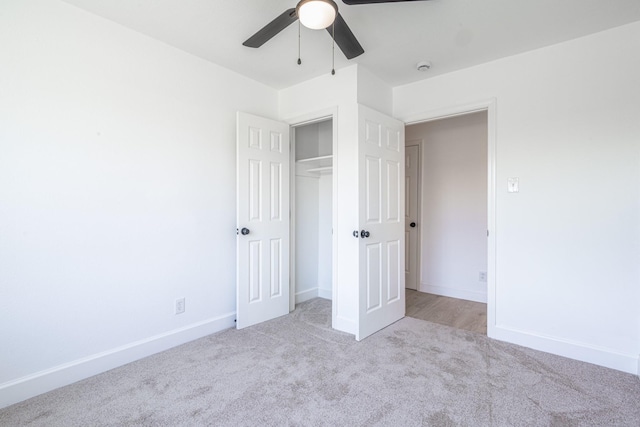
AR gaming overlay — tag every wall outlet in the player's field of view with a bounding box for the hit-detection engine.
[479,272,487,282]
[175,297,185,315]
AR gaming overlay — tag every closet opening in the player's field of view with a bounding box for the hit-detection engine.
[290,118,334,312]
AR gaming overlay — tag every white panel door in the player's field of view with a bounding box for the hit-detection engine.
[405,144,420,290]
[357,105,405,340]
[236,112,290,329]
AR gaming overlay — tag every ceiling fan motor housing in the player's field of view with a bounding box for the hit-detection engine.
[296,0,339,30]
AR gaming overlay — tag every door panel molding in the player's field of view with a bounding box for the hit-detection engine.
[237,112,290,329]
[357,105,406,341]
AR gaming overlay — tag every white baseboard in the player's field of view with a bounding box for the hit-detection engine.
[333,315,356,336]
[420,283,487,303]
[295,287,319,304]
[0,313,236,409]
[318,288,332,300]
[295,287,332,304]
[491,324,639,375]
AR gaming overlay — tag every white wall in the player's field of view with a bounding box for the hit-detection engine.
[317,173,333,299]
[294,123,320,160]
[317,120,333,158]
[357,66,393,117]
[406,112,488,303]
[0,0,279,407]
[293,172,333,303]
[295,176,320,299]
[395,22,640,374]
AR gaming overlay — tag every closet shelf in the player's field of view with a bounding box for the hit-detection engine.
[296,155,333,176]
[306,166,332,173]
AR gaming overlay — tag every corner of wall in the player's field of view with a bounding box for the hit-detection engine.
[0,313,235,409]
[356,65,393,116]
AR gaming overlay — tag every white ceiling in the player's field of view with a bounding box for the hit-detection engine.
[61,0,640,89]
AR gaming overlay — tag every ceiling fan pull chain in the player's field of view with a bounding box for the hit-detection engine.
[331,21,335,75]
[297,20,302,65]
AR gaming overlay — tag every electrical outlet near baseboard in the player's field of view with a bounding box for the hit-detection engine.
[175,297,185,315]
[479,272,487,282]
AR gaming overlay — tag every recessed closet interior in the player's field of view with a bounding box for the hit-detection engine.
[292,118,333,305]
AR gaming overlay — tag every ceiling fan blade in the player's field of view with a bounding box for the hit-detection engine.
[343,0,428,4]
[327,13,364,60]
[243,8,298,48]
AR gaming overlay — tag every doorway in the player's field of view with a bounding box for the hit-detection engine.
[290,118,334,311]
[404,110,490,335]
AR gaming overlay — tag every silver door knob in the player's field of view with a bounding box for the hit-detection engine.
[241,227,250,235]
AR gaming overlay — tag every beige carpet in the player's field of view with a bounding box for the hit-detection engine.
[2,298,639,426]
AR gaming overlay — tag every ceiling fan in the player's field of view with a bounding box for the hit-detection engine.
[243,0,429,60]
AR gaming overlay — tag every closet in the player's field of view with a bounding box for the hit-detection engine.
[237,106,403,338]
[292,119,333,304]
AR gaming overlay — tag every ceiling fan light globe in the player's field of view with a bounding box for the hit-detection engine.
[297,0,337,30]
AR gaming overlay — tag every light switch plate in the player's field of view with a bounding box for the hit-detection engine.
[508,177,519,193]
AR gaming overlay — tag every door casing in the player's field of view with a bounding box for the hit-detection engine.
[403,99,497,338]
[404,141,421,291]
[285,108,339,324]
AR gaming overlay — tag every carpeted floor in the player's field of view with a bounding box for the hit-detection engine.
[2,298,639,426]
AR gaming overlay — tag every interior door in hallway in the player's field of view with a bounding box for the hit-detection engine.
[405,143,420,291]
[357,105,406,340]
[236,112,290,329]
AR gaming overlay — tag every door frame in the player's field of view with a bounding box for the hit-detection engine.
[403,99,497,338]
[284,108,339,316]
[404,140,422,292]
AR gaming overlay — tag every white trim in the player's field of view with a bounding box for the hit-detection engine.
[420,284,487,304]
[492,325,640,375]
[333,315,356,335]
[289,127,298,312]
[295,287,319,304]
[0,313,235,409]
[318,288,332,300]
[404,140,422,292]
[287,108,338,314]
[282,107,338,128]
[400,98,497,337]
[283,107,340,333]
[403,100,494,126]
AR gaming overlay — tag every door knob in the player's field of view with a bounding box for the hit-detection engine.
[410,222,416,228]
[360,230,370,238]
[241,227,250,235]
